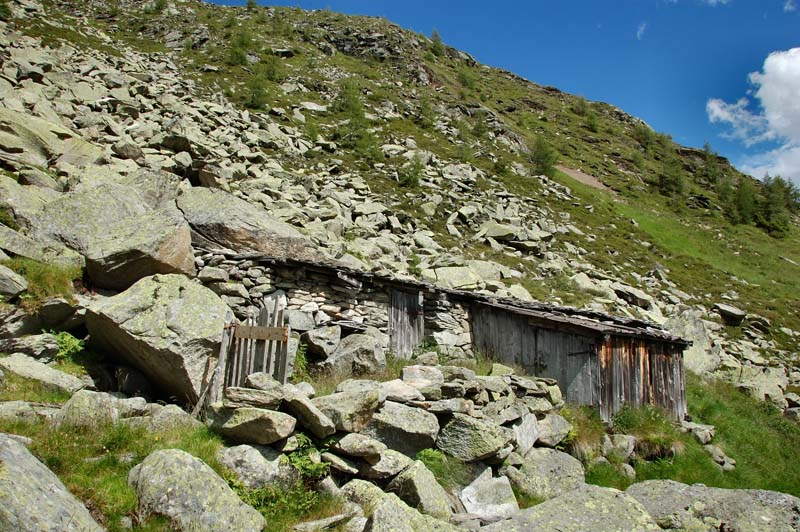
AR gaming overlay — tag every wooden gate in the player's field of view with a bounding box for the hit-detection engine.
[194,300,291,415]
[389,289,424,359]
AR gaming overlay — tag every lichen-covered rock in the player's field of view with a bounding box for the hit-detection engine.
[0,433,103,532]
[329,433,387,458]
[626,479,800,532]
[359,449,414,480]
[34,182,195,289]
[56,389,147,428]
[362,401,439,457]
[342,479,461,532]
[460,467,519,524]
[481,484,659,532]
[283,388,336,438]
[86,274,233,403]
[223,386,284,410]
[208,404,296,445]
[321,333,386,375]
[217,444,296,489]
[128,449,265,532]
[436,413,509,462]
[0,264,27,298]
[177,187,317,258]
[0,333,60,360]
[505,447,585,501]
[387,460,452,519]
[536,412,573,447]
[301,325,341,358]
[311,389,381,433]
[0,353,86,394]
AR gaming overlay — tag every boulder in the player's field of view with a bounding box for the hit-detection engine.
[208,404,296,445]
[430,266,481,290]
[329,433,387,458]
[224,386,284,410]
[362,401,439,457]
[0,175,59,230]
[217,444,296,489]
[0,333,60,360]
[301,325,341,358]
[380,379,425,403]
[482,484,659,532]
[0,353,86,394]
[0,433,103,532]
[322,333,386,375]
[505,447,585,501]
[714,303,747,326]
[341,479,461,532]
[0,400,60,422]
[536,413,573,447]
[0,264,27,298]
[387,460,452,519]
[436,413,509,462]
[128,449,265,532]
[87,274,232,403]
[177,187,316,259]
[359,449,414,480]
[460,467,519,524]
[0,107,102,170]
[626,479,800,532]
[311,389,381,432]
[512,413,539,455]
[34,182,195,289]
[0,225,84,269]
[665,309,723,374]
[56,390,147,428]
[283,388,336,438]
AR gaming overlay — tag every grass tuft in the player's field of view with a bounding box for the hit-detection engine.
[415,448,473,490]
[1,257,82,308]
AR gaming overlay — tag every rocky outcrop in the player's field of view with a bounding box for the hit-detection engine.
[128,449,265,532]
[86,274,233,403]
[0,433,103,532]
[626,479,800,532]
[460,467,519,524]
[504,447,585,501]
[0,353,86,394]
[176,187,316,259]
[33,182,195,289]
[481,484,659,532]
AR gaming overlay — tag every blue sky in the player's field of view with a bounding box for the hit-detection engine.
[212,1,800,183]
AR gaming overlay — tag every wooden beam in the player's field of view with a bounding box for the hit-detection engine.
[235,325,290,342]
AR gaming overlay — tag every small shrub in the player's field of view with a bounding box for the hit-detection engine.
[291,343,309,383]
[286,433,329,480]
[0,0,11,22]
[227,46,248,66]
[631,150,644,170]
[456,66,477,90]
[572,97,588,116]
[560,404,605,462]
[416,94,435,129]
[260,55,286,83]
[246,0,258,10]
[430,29,444,57]
[530,135,558,177]
[659,154,686,198]
[586,111,599,133]
[52,331,85,361]
[398,155,424,188]
[632,122,655,153]
[245,73,270,109]
[143,0,167,14]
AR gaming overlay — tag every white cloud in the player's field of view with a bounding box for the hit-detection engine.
[784,0,797,12]
[636,22,648,40]
[700,0,730,5]
[707,48,800,184]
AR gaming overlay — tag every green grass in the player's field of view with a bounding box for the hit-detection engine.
[415,448,474,490]
[0,371,73,403]
[560,404,606,462]
[585,462,632,491]
[612,404,682,460]
[1,257,82,309]
[586,373,800,497]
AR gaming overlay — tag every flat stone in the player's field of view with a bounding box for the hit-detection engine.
[359,449,414,480]
[387,460,451,519]
[311,389,381,433]
[436,413,509,462]
[283,388,336,438]
[362,401,439,457]
[505,447,585,501]
[208,404,296,445]
[0,353,86,395]
[459,467,519,524]
[329,433,387,458]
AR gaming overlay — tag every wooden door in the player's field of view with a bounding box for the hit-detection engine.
[389,290,424,359]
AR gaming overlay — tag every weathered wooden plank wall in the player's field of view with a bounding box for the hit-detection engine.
[598,337,687,421]
[389,289,425,359]
[472,304,687,422]
[471,304,599,406]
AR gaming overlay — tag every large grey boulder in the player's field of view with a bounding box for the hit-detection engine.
[0,353,86,394]
[505,447,585,501]
[128,449,265,532]
[342,479,461,532]
[0,264,27,298]
[0,107,102,170]
[329,433,387,458]
[311,389,381,433]
[177,187,316,258]
[536,412,573,447]
[217,444,296,489]
[359,449,414,480]
[321,333,386,375]
[0,175,59,230]
[208,404,296,445]
[481,484,659,532]
[436,413,509,462]
[387,460,452,519]
[0,224,84,269]
[87,274,233,403]
[0,433,103,532]
[34,182,195,289]
[362,401,439,457]
[626,479,800,532]
[56,390,147,428]
[665,309,723,374]
[0,333,60,360]
[283,387,336,438]
[301,325,341,358]
[460,467,519,524]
